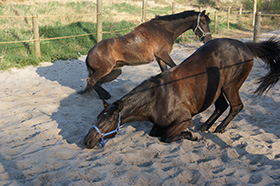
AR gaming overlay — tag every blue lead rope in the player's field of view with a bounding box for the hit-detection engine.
[92,112,121,147]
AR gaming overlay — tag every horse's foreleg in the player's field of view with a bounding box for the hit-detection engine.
[199,94,228,132]
[156,59,167,72]
[161,119,197,143]
[149,125,162,137]
[155,52,176,69]
[214,91,243,133]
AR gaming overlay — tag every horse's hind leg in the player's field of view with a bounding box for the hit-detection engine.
[93,84,111,100]
[85,68,113,99]
[98,67,122,84]
[214,90,243,133]
[92,67,122,100]
[199,93,228,132]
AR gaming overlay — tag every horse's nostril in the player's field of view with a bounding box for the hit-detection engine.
[84,137,91,147]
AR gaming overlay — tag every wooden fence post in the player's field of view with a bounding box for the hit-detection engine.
[252,0,257,26]
[238,5,242,29]
[97,0,102,43]
[227,7,231,29]
[253,12,261,43]
[32,15,41,58]
[172,2,176,14]
[142,0,147,23]
[214,11,218,33]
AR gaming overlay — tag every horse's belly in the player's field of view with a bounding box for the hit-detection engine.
[119,52,156,66]
[129,58,156,66]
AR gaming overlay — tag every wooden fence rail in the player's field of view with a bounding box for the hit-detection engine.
[0,0,279,58]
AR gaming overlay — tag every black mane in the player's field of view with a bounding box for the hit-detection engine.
[152,10,211,23]
[152,10,197,21]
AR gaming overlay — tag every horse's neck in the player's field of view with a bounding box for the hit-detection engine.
[164,16,196,41]
[119,90,153,124]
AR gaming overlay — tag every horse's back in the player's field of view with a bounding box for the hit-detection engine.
[186,38,254,70]
[204,38,253,58]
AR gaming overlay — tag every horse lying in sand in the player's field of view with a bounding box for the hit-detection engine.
[84,37,280,149]
[79,10,212,100]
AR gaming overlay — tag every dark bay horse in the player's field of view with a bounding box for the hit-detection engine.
[79,10,212,99]
[84,37,280,149]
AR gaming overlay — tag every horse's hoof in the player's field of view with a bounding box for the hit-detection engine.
[182,131,197,141]
[100,92,111,100]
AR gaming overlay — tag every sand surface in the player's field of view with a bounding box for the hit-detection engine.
[0,31,280,185]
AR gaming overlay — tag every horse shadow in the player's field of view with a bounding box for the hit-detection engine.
[36,58,100,148]
[0,153,34,186]
[36,58,151,149]
[36,57,88,92]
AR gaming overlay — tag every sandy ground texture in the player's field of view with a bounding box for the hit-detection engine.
[1,31,280,186]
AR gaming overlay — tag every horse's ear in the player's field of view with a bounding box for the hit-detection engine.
[207,12,210,16]
[102,98,110,108]
[201,10,206,16]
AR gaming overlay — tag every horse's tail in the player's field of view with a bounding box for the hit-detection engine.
[245,37,280,95]
[78,55,95,94]
[85,55,95,77]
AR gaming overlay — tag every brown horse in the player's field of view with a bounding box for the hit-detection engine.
[79,10,212,99]
[84,37,280,149]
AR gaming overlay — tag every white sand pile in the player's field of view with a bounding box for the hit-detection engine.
[0,32,280,185]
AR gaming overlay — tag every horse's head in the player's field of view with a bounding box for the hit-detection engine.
[193,10,212,43]
[83,100,122,149]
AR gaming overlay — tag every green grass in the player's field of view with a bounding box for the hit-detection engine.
[109,2,142,15]
[1,1,279,71]
[147,6,172,15]
[0,21,138,70]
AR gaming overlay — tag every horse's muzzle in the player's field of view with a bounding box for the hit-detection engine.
[202,35,212,43]
[83,132,98,149]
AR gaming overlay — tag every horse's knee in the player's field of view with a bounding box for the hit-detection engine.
[161,131,197,143]
[149,125,162,137]
[160,119,193,143]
